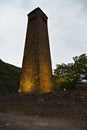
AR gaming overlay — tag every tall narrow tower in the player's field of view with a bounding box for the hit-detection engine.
[19,7,53,93]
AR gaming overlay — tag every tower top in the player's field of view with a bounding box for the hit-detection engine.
[28,7,48,20]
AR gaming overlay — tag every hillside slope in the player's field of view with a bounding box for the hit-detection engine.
[0,59,21,94]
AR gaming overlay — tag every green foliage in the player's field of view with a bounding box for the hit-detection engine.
[0,59,21,95]
[54,54,87,90]
[53,76,77,91]
[73,54,87,80]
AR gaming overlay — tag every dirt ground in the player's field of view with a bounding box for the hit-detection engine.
[0,113,87,130]
[0,85,87,121]
[0,85,87,129]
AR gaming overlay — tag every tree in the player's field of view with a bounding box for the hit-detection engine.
[54,63,77,90]
[53,54,87,90]
[73,54,87,81]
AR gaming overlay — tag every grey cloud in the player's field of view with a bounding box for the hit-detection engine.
[0,0,33,9]
[71,0,87,12]
[0,0,87,69]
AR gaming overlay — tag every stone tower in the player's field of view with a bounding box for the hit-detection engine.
[19,7,53,93]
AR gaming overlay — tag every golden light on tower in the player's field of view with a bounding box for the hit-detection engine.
[19,7,53,93]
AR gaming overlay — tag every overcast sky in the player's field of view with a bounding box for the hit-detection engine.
[0,0,87,69]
